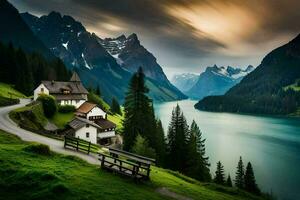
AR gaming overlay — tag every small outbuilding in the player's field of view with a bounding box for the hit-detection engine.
[75,102,107,120]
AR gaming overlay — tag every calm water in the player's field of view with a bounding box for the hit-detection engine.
[154,100,300,200]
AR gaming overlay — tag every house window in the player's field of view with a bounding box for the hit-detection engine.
[86,132,89,138]
[41,88,44,93]
[86,124,89,128]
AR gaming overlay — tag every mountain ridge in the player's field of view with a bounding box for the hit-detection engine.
[195,34,300,115]
[184,65,253,100]
[21,11,186,103]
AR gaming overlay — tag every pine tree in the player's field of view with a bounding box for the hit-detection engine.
[244,162,260,194]
[214,161,225,185]
[122,67,157,151]
[226,174,232,187]
[111,97,122,115]
[235,156,245,189]
[96,85,101,96]
[154,119,166,166]
[166,104,189,171]
[185,120,211,181]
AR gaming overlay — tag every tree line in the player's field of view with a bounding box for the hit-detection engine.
[214,157,260,194]
[0,42,70,96]
[122,67,262,196]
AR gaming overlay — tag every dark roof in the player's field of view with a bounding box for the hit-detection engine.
[69,117,100,130]
[94,119,116,129]
[70,72,81,82]
[41,80,88,94]
[76,102,97,114]
[53,94,85,100]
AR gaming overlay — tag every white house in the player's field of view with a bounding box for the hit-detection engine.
[68,116,116,145]
[33,72,88,108]
[68,117,100,144]
[75,102,107,120]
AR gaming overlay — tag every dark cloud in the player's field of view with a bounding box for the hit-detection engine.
[8,0,300,77]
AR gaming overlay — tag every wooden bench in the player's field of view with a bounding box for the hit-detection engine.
[98,148,156,180]
[64,136,98,154]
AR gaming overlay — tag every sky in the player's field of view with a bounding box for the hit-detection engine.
[9,0,300,78]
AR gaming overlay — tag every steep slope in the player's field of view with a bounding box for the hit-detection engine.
[100,34,187,100]
[195,34,300,115]
[0,0,53,58]
[100,34,168,83]
[21,12,186,102]
[171,73,199,93]
[187,65,253,100]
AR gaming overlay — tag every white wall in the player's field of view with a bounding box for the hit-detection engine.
[33,84,49,100]
[75,125,98,144]
[98,130,115,139]
[60,99,85,108]
[87,106,106,119]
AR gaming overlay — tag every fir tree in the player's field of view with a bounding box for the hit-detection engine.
[166,104,189,171]
[226,174,232,187]
[214,161,225,185]
[111,97,122,115]
[235,156,245,189]
[244,162,260,194]
[185,120,211,181]
[122,67,157,151]
[96,85,101,96]
[154,119,166,166]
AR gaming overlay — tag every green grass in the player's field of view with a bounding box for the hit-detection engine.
[50,112,74,128]
[283,79,300,92]
[9,102,48,130]
[0,129,267,200]
[107,112,124,131]
[0,82,26,99]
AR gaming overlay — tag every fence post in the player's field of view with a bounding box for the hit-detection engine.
[88,142,91,154]
[101,155,105,167]
[76,140,79,151]
[64,136,66,148]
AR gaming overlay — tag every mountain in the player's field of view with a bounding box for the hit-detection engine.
[100,34,169,83]
[195,34,300,115]
[171,73,199,92]
[21,12,186,102]
[186,65,254,100]
[0,0,53,58]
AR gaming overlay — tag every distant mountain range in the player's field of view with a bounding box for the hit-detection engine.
[172,65,254,100]
[20,11,186,103]
[171,73,199,93]
[195,34,300,115]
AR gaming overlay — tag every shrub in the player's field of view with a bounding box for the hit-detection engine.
[37,94,57,118]
[297,80,300,87]
[58,105,76,113]
[0,96,19,107]
[23,144,51,156]
[131,134,156,158]
[50,183,69,194]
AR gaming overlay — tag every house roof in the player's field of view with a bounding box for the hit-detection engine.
[41,80,88,94]
[94,119,116,129]
[68,117,100,130]
[76,102,98,114]
[70,72,81,82]
[53,94,85,100]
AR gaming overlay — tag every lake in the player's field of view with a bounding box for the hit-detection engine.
[154,100,300,200]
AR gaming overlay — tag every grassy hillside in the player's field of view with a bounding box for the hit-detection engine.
[0,129,266,200]
[9,102,47,130]
[0,82,26,99]
[0,82,25,107]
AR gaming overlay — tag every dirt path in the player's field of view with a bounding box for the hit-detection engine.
[156,187,193,200]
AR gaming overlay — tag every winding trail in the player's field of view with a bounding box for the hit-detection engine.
[0,99,99,164]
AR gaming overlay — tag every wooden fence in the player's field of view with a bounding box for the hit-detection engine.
[64,136,98,154]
